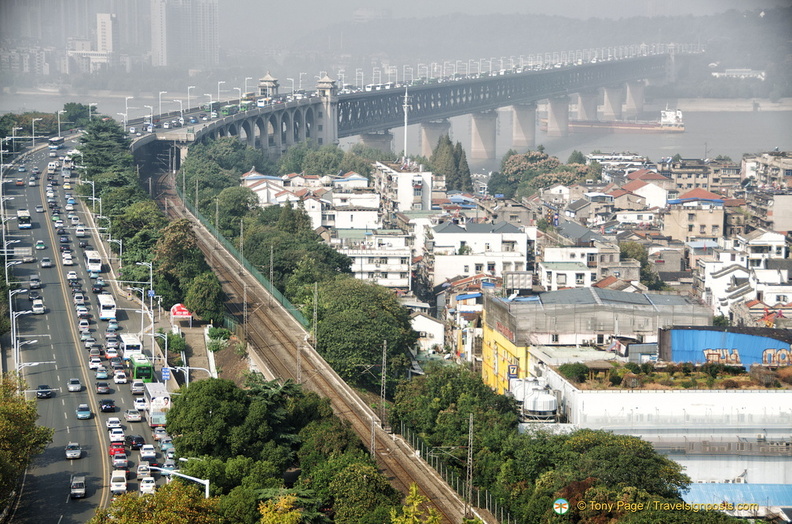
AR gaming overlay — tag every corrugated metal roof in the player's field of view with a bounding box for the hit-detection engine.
[456,293,482,301]
[683,483,792,507]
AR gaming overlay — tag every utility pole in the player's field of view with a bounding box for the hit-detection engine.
[243,283,248,343]
[312,282,318,346]
[268,245,274,307]
[465,413,474,518]
[240,219,245,263]
[380,340,387,430]
[370,417,376,459]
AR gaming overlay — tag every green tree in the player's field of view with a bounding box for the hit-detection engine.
[454,142,473,191]
[0,374,54,503]
[390,483,442,524]
[619,242,665,290]
[567,150,586,164]
[184,271,224,324]
[278,141,317,174]
[153,218,207,289]
[88,482,222,523]
[258,494,303,524]
[329,463,400,523]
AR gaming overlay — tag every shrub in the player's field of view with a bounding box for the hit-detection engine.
[559,363,589,383]
[622,373,641,389]
[681,362,694,376]
[749,365,776,387]
[665,364,680,377]
[624,362,641,374]
[608,371,622,386]
[681,379,697,389]
[208,327,232,340]
[724,365,746,375]
[640,362,655,375]
[207,339,227,352]
[701,362,724,378]
[722,379,739,389]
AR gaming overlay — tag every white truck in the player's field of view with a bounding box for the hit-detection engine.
[110,470,127,495]
[144,382,170,428]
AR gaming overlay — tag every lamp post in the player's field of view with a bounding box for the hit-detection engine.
[337,70,345,89]
[109,238,123,268]
[244,77,252,98]
[11,308,32,371]
[11,126,22,154]
[117,113,127,132]
[144,105,153,129]
[31,118,42,148]
[57,109,66,138]
[137,261,154,355]
[286,78,295,96]
[355,69,363,89]
[187,86,195,114]
[80,179,96,212]
[89,197,102,216]
[94,215,111,241]
[217,81,225,107]
[299,72,307,91]
[158,91,167,122]
[127,286,145,337]
[233,88,241,110]
[88,103,97,121]
[149,466,210,498]
[125,96,133,123]
[154,332,169,367]
[173,100,183,122]
[5,260,22,289]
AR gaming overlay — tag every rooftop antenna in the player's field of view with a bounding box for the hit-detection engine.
[402,86,411,162]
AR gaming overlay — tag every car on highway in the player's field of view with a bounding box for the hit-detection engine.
[73,293,85,305]
[139,476,156,495]
[106,348,119,360]
[65,442,82,459]
[162,458,177,472]
[134,397,148,411]
[75,404,92,419]
[36,385,52,399]
[69,476,86,499]
[67,378,82,392]
[110,470,127,495]
[126,435,145,450]
[131,381,145,395]
[109,428,125,442]
[61,254,73,266]
[104,419,122,431]
[88,357,102,370]
[99,399,116,413]
[153,427,167,441]
[136,461,151,480]
[123,409,141,422]
[96,381,111,394]
[79,319,90,331]
[65,203,74,211]
[79,330,92,341]
[139,445,156,461]
[29,275,41,289]
[76,305,90,319]
[108,442,125,456]
[112,453,128,469]
[91,283,104,293]
[95,368,110,380]
[159,438,174,453]
[35,240,46,250]
[27,291,41,302]
[107,320,120,332]
[15,178,24,186]
[66,270,78,280]
[21,254,36,263]
[34,204,45,213]
[113,371,127,384]
[31,299,45,314]
[40,257,52,268]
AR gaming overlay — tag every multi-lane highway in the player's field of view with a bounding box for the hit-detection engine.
[3,142,159,523]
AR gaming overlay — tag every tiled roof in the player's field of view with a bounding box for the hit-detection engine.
[678,188,723,200]
[621,179,648,191]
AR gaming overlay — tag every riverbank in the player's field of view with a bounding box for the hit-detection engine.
[672,97,792,112]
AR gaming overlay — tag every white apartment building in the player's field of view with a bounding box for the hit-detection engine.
[333,229,412,290]
[429,222,534,286]
[734,229,788,269]
[372,161,442,214]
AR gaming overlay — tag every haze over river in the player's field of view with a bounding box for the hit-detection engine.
[2,90,790,171]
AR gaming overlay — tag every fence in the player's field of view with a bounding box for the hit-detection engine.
[175,186,310,328]
[401,423,515,523]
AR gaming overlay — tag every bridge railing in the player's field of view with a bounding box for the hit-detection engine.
[174,185,311,328]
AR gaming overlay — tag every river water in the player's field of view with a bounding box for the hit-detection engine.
[2,90,790,170]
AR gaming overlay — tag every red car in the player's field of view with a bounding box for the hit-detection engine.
[108,443,126,456]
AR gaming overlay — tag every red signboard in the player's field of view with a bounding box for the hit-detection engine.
[170,303,192,318]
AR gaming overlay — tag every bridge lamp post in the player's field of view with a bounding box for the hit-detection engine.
[243,77,252,97]
[11,126,22,153]
[286,78,295,96]
[337,70,344,89]
[217,81,225,107]
[372,67,381,85]
[298,72,306,92]
[158,91,167,123]
[88,102,97,121]
[144,105,153,128]
[173,100,183,123]
[233,88,241,110]
[31,118,42,148]
[187,86,195,114]
[109,238,123,268]
[125,96,134,122]
[355,69,362,89]
[56,109,66,138]
[117,113,127,132]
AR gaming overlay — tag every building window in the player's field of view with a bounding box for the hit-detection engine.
[546,271,552,283]
[551,334,559,343]
[712,225,720,235]
[569,253,576,259]
[688,213,695,221]
[688,224,694,232]
[475,264,483,272]
[700,225,706,234]
[463,265,469,273]
[575,273,584,285]
[778,295,788,303]
[485,243,490,251]
[487,263,496,272]
[556,273,566,285]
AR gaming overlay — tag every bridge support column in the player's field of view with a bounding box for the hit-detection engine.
[546,96,570,137]
[577,91,598,121]
[470,110,497,160]
[602,86,623,121]
[359,131,393,153]
[511,103,536,150]
[624,81,645,119]
[420,120,451,157]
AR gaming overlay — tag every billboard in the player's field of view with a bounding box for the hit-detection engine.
[667,328,791,367]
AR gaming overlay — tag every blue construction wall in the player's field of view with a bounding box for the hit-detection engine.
[669,329,791,366]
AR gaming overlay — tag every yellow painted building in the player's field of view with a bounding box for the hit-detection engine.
[480,309,532,394]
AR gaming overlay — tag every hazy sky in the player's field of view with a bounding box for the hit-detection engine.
[220,0,792,45]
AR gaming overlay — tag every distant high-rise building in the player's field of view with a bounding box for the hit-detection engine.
[150,0,218,70]
[96,13,118,54]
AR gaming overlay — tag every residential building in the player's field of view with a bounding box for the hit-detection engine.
[150,0,218,69]
[734,229,788,269]
[745,151,792,189]
[744,191,792,234]
[332,229,412,290]
[662,189,725,243]
[372,161,442,216]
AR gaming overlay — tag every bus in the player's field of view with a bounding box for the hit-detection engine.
[144,382,170,426]
[130,354,154,383]
[120,334,143,360]
[239,100,254,112]
[256,98,272,108]
[202,101,220,112]
[48,137,65,150]
[220,104,238,117]
[83,250,102,273]
[96,294,117,320]
[17,209,31,229]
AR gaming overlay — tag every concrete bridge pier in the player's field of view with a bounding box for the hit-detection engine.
[546,96,570,137]
[470,110,498,160]
[602,86,623,121]
[511,103,536,150]
[420,120,451,157]
[625,80,645,119]
[577,91,599,121]
[359,131,393,153]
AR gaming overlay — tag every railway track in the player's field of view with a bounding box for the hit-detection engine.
[151,170,487,523]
